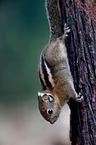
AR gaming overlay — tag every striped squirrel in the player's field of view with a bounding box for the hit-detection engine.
[38,0,83,124]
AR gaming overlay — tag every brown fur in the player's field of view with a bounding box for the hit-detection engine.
[38,0,83,124]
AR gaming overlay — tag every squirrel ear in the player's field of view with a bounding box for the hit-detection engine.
[38,92,44,97]
[38,92,44,101]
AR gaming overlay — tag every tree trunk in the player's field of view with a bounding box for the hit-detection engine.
[60,0,96,144]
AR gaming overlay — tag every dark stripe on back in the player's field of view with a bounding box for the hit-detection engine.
[41,56,53,89]
[44,58,54,73]
[39,70,46,90]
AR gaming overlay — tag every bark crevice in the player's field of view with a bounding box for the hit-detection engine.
[60,0,96,144]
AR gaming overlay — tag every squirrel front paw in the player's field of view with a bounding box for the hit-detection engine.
[74,93,84,102]
[63,23,70,39]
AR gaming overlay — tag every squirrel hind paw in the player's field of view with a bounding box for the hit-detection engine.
[62,24,70,40]
[74,93,84,102]
[64,23,70,31]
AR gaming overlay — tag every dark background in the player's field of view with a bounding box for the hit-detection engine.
[0,1,70,145]
[0,0,49,103]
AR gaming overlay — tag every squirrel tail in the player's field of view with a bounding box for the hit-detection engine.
[45,0,63,39]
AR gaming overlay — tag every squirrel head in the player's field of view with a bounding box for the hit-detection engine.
[38,91,61,124]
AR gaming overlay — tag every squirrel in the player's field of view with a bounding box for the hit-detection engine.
[38,0,83,124]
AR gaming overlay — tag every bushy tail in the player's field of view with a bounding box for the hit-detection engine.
[45,0,63,39]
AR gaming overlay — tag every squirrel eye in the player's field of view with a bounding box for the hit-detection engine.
[47,109,53,115]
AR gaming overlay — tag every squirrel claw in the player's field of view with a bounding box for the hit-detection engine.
[63,24,70,40]
[74,93,84,102]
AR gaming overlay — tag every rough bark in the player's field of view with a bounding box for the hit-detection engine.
[60,0,96,144]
